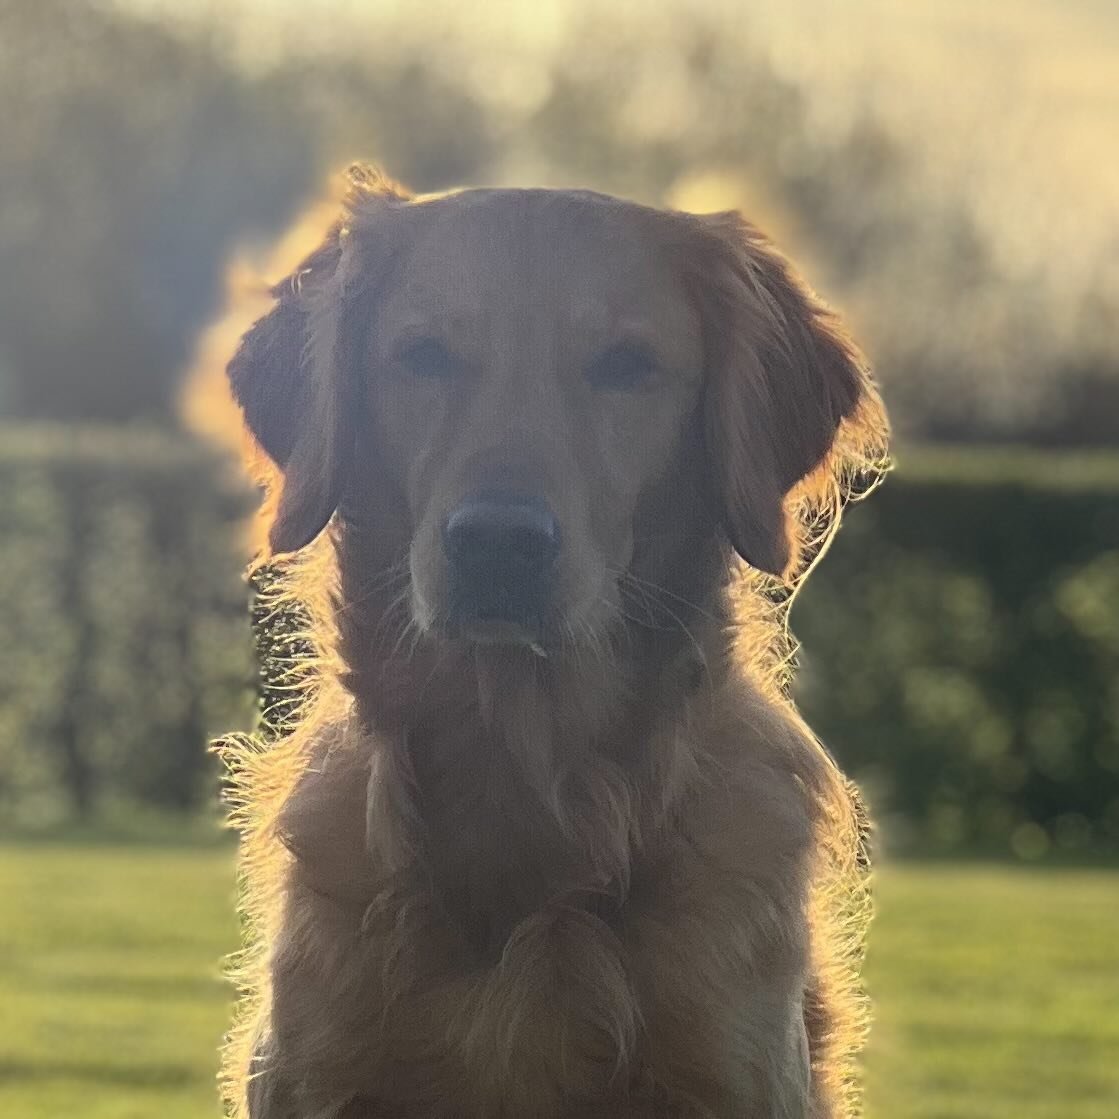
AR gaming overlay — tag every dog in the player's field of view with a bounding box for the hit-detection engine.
[216,164,888,1118]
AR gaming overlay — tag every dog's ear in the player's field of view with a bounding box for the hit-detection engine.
[690,212,867,577]
[227,226,346,554]
[227,167,410,555]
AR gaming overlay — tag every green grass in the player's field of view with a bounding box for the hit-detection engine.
[0,847,1116,1117]
[863,864,1119,1118]
[0,843,239,1119]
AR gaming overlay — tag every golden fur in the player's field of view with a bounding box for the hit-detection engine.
[205,165,889,1118]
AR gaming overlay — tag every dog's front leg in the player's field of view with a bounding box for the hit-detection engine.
[634,962,813,1118]
[626,863,816,1118]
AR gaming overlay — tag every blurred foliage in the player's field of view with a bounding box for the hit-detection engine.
[0,0,1115,443]
[0,0,314,419]
[3,428,1116,859]
[0,0,492,422]
[795,447,1119,858]
[0,0,1114,846]
[0,426,254,825]
[245,564,314,742]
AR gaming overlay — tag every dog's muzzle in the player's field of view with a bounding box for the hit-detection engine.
[443,490,560,644]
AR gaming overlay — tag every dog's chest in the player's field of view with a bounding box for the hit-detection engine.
[280,875,651,1118]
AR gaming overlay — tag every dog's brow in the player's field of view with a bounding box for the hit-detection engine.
[581,314,698,372]
[593,318,662,348]
[391,283,460,311]
[383,304,485,339]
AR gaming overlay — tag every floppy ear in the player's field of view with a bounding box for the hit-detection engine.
[227,226,347,554]
[226,166,411,555]
[691,212,867,577]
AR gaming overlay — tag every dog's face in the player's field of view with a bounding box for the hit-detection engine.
[229,176,871,653]
[368,193,704,646]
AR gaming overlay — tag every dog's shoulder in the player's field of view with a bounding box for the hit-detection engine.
[274,713,379,903]
[656,678,834,886]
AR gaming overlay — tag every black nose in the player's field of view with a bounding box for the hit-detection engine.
[443,492,560,633]
[445,492,560,578]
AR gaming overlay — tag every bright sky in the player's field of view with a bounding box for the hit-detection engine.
[120,0,1119,269]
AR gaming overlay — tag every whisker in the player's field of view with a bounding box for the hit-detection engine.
[389,614,422,665]
[563,617,584,676]
[406,615,427,660]
[583,611,618,671]
[616,570,722,627]
[414,639,450,708]
[371,585,415,649]
[338,557,412,616]
[606,594,657,633]
[611,571,709,674]
[615,578,659,627]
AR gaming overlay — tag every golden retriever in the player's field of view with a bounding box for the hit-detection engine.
[216,164,888,1119]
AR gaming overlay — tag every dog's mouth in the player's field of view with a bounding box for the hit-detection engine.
[447,616,551,656]
[443,592,554,654]
[410,567,561,655]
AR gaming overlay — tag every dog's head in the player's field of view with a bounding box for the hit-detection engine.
[229,168,879,653]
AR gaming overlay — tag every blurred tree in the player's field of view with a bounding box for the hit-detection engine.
[0,0,503,423]
[795,450,1119,855]
[511,18,1119,446]
[273,56,498,193]
[3,0,1115,439]
[0,0,317,420]
[0,429,254,824]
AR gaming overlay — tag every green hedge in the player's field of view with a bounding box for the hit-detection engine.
[794,447,1119,857]
[0,426,254,825]
[2,428,1116,856]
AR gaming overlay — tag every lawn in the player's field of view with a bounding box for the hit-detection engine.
[0,844,1116,1118]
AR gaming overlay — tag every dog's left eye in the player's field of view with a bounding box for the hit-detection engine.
[397,337,462,380]
[586,342,658,391]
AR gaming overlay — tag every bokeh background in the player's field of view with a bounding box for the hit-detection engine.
[1,1,1116,1116]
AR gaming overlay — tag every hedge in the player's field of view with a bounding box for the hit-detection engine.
[794,446,1119,857]
[2,427,1116,856]
[0,426,254,825]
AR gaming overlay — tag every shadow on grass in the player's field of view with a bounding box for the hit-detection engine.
[0,809,235,850]
[879,845,1119,871]
[15,972,230,999]
[4,813,1117,869]
[0,1057,202,1089]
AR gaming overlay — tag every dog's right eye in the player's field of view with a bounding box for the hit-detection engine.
[586,341,658,391]
[397,337,462,380]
